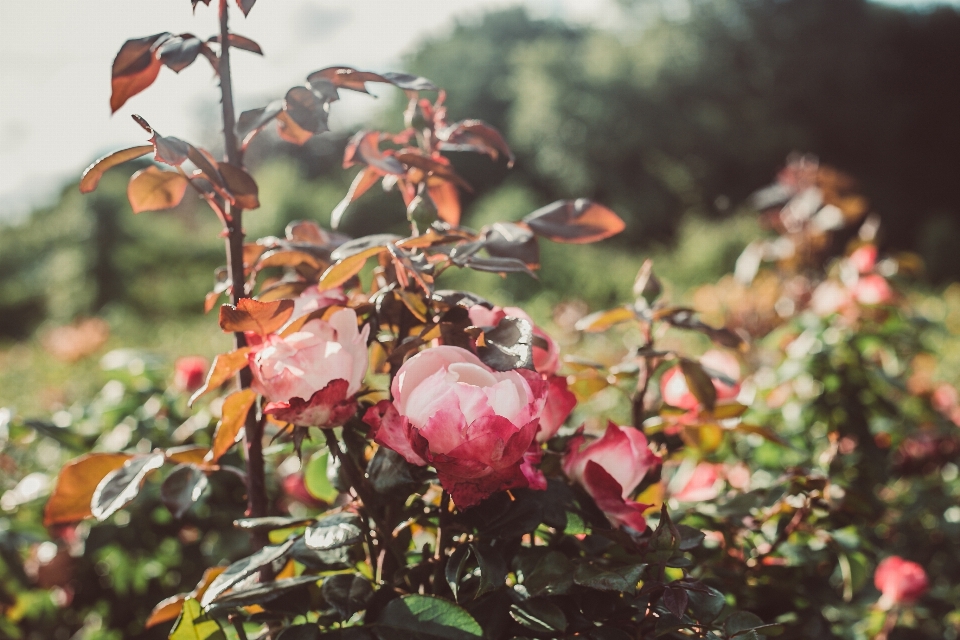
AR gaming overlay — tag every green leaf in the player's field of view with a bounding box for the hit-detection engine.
[522,551,574,596]
[304,512,364,552]
[676,525,706,550]
[368,447,417,496]
[471,543,507,596]
[725,611,766,637]
[304,450,340,503]
[234,516,316,531]
[687,584,726,624]
[169,598,226,640]
[573,562,645,594]
[321,574,374,620]
[509,599,567,634]
[679,359,717,411]
[379,595,483,640]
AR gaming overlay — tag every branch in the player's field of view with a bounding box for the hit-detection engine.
[217,0,268,549]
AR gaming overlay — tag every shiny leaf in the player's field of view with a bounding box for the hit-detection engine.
[79,145,153,194]
[127,166,189,213]
[91,453,166,521]
[189,347,251,405]
[208,389,257,463]
[218,298,294,335]
[110,33,170,112]
[43,453,133,526]
[161,464,209,518]
[523,198,626,244]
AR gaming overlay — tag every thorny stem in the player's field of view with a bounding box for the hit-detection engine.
[632,321,656,428]
[217,0,268,549]
[432,491,452,594]
[322,430,406,577]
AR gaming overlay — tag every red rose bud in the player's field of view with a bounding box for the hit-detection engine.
[174,356,209,393]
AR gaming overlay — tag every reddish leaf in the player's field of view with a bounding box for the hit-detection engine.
[79,145,153,194]
[208,33,263,55]
[523,199,626,244]
[254,249,323,272]
[237,100,283,147]
[331,167,384,229]
[110,33,171,112]
[43,454,134,526]
[344,131,404,174]
[189,347,251,405]
[218,162,259,209]
[164,445,214,468]
[235,0,256,16]
[284,86,329,134]
[663,585,689,619]
[380,71,437,92]
[187,145,224,187]
[127,166,189,213]
[286,220,329,244]
[439,119,515,167]
[574,307,636,333]
[679,359,718,411]
[395,153,472,191]
[157,34,202,73]
[145,566,226,629]
[219,298,294,335]
[318,246,385,290]
[306,66,389,98]
[152,134,190,166]
[276,110,314,146]
[208,389,257,462]
[427,180,461,226]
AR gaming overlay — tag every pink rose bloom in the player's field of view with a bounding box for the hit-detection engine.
[672,462,721,502]
[852,274,893,306]
[249,308,369,427]
[874,556,929,608]
[174,356,209,393]
[849,244,878,274]
[364,345,549,507]
[287,286,348,325]
[661,350,741,411]
[563,422,661,532]
[468,304,574,441]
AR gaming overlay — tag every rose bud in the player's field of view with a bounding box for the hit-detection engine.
[874,556,929,608]
[849,244,878,274]
[364,345,548,508]
[469,305,574,441]
[174,356,209,393]
[249,308,369,428]
[563,422,661,532]
[660,350,741,411]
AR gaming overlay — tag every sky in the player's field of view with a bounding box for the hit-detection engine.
[0,0,955,221]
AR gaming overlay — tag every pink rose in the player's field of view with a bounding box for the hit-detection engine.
[287,286,348,326]
[851,274,893,306]
[874,556,928,607]
[849,244,878,274]
[249,308,369,427]
[468,304,573,440]
[364,345,548,508]
[672,462,721,502]
[174,356,209,393]
[563,422,661,532]
[661,350,741,412]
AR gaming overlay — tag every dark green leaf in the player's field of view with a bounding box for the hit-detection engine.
[687,584,725,624]
[471,543,507,596]
[201,538,297,606]
[573,562,644,594]
[368,447,417,496]
[680,358,717,411]
[676,525,706,551]
[725,611,766,637]
[445,545,471,603]
[379,595,483,640]
[662,585,688,620]
[522,199,625,244]
[234,516,316,531]
[206,575,319,611]
[509,599,566,634]
[161,464,208,519]
[304,512,364,552]
[321,574,374,620]
[522,551,574,596]
[477,316,535,372]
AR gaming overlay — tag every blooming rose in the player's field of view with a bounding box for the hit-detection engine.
[851,274,893,306]
[249,308,369,427]
[661,350,741,412]
[364,345,548,507]
[849,244,878,274]
[286,286,348,327]
[174,356,209,393]
[468,305,574,441]
[563,422,661,532]
[874,556,929,608]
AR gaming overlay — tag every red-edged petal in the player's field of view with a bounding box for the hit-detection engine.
[263,379,354,427]
[538,375,576,442]
[364,401,428,466]
[583,460,651,532]
[438,464,529,509]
